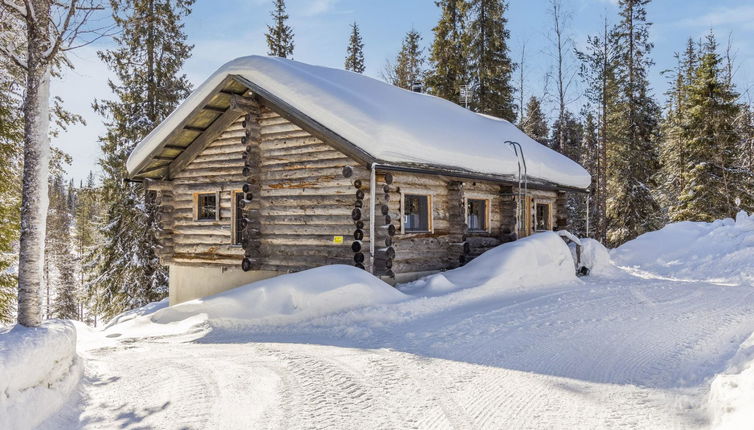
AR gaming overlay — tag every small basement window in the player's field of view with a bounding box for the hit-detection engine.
[535,202,551,231]
[195,192,218,221]
[403,194,431,232]
[467,198,488,232]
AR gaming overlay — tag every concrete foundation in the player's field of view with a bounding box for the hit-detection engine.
[168,265,283,306]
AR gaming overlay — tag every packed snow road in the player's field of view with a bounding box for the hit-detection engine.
[42,273,754,429]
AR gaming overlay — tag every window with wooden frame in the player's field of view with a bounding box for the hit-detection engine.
[534,202,552,231]
[231,190,244,245]
[194,192,220,221]
[402,194,432,233]
[466,198,490,232]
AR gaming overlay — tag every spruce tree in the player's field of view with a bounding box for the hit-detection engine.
[47,175,78,320]
[467,0,516,121]
[673,33,752,221]
[344,22,365,73]
[426,0,470,104]
[579,111,600,237]
[576,17,618,243]
[0,69,22,324]
[92,0,193,320]
[74,172,100,323]
[384,29,426,90]
[606,0,662,246]
[658,39,696,217]
[550,110,583,162]
[266,0,294,58]
[520,96,549,145]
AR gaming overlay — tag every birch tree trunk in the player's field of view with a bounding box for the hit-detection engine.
[17,1,52,326]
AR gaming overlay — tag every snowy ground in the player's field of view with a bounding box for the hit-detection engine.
[31,225,754,429]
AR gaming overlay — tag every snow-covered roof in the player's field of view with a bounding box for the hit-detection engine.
[127,55,591,190]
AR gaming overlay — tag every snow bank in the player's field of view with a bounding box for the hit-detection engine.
[0,321,82,430]
[612,211,754,285]
[579,238,620,276]
[708,331,754,429]
[148,265,406,326]
[403,232,577,296]
[127,56,590,189]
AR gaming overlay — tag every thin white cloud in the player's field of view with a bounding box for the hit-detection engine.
[679,5,754,27]
[301,0,339,16]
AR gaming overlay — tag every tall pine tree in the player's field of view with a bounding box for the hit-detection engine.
[426,0,470,104]
[606,0,661,246]
[266,0,294,58]
[673,33,752,221]
[384,29,426,90]
[92,0,194,320]
[0,62,22,323]
[576,17,618,243]
[47,175,78,320]
[520,96,549,145]
[657,39,696,217]
[467,0,516,121]
[344,22,365,73]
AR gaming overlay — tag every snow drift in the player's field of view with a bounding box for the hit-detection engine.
[127,55,590,189]
[612,211,754,285]
[148,265,406,326]
[402,232,577,296]
[0,321,82,430]
[708,331,754,429]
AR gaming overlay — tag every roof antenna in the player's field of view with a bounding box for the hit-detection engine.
[506,141,527,236]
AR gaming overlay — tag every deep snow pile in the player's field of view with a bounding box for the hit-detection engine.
[127,56,590,189]
[612,211,754,285]
[147,265,406,327]
[708,331,754,429]
[0,321,82,430]
[106,234,580,337]
[401,231,577,295]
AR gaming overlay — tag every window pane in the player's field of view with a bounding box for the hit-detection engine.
[467,199,486,231]
[198,194,217,220]
[535,203,549,230]
[404,195,429,231]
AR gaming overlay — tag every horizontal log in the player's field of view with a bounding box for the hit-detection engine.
[172,230,230,242]
[173,243,244,254]
[261,157,350,172]
[173,224,232,235]
[259,129,311,141]
[264,245,352,258]
[262,176,357,190]
[173,166,245,178]
[262,143,337,158]
[260,224,358,235]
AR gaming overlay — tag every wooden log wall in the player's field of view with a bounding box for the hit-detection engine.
[165,102,368,271]
[447,181,468,267]
[499,185,517,243]
[556,191,568,231]
[372,173,396,278]
[240,102,263,271]
[154,188,175,263]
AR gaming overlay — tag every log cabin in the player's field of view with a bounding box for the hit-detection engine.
[126,56,591,305]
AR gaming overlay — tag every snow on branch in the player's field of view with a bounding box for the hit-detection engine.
[1,0,26,17]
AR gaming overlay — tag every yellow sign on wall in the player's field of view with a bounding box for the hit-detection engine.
[332,236,344,244]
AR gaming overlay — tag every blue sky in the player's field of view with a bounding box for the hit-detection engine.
[53,0,754,183]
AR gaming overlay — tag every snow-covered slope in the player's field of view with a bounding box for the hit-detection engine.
[127,55,591,189]
[0,321,82,430]
[150,265,406,326]
[708,331,754,429]
[612,211,754,285]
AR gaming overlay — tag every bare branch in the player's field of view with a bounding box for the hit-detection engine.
[1,0,27,17]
